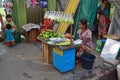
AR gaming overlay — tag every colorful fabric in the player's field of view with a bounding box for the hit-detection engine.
[97,5,109,15]
[98,14,110,35]
[77,29,93,49]
[97,4,110,35]
[5,30,15,42]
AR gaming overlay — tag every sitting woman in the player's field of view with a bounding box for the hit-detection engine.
[5,24,15,46]
[76,19,93,65]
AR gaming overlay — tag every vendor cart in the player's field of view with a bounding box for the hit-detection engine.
[40,39,82,72]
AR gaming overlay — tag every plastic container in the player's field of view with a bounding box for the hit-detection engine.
[101,39,106,43]
[117,64,120,80]
[95,39,107,53]
[53,48,76,72]
[81,53,96,70]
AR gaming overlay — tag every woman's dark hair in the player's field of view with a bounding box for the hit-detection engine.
[6,24,12,29]
[79,19,88,28]
[102,0,107,3]
[6,14,12,19]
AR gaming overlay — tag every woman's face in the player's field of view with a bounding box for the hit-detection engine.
[6,18,12,22]
[78,22,85,29]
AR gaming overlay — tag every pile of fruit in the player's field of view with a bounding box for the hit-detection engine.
[39,30,61,40]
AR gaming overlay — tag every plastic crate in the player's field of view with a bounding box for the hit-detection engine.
[53,48,76,72]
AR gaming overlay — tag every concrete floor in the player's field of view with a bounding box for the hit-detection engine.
[0,41,77,80]
[0,40,119,80]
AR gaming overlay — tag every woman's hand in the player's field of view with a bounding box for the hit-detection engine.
[85,46,92,52]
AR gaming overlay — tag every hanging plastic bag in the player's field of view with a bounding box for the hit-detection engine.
[41,0,48,8]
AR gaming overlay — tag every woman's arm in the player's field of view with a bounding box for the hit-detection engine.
[84,31,92,43]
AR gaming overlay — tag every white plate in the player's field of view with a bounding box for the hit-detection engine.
[73,39,82,44]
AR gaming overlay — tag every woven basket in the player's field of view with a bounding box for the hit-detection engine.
[26,29,40,43]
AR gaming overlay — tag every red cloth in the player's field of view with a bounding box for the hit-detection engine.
[40,19,54,31]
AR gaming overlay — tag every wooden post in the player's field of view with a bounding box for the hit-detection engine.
[70,25,73,45]
[41,42,53,64]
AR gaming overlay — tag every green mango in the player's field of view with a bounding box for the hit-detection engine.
[45,32,50,34]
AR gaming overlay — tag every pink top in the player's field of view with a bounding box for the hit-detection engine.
[77,29,93,49]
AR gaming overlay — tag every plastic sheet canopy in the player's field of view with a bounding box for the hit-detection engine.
[73,0,98,39]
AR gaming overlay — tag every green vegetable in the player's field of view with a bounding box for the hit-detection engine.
[39,30,61,40]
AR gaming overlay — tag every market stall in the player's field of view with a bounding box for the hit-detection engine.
[37,31,83,72]
[37,4,76,63]
[38,35,82,64]
[36,0,82,73]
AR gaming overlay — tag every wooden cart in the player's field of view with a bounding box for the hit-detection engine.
[38,38,82,64]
